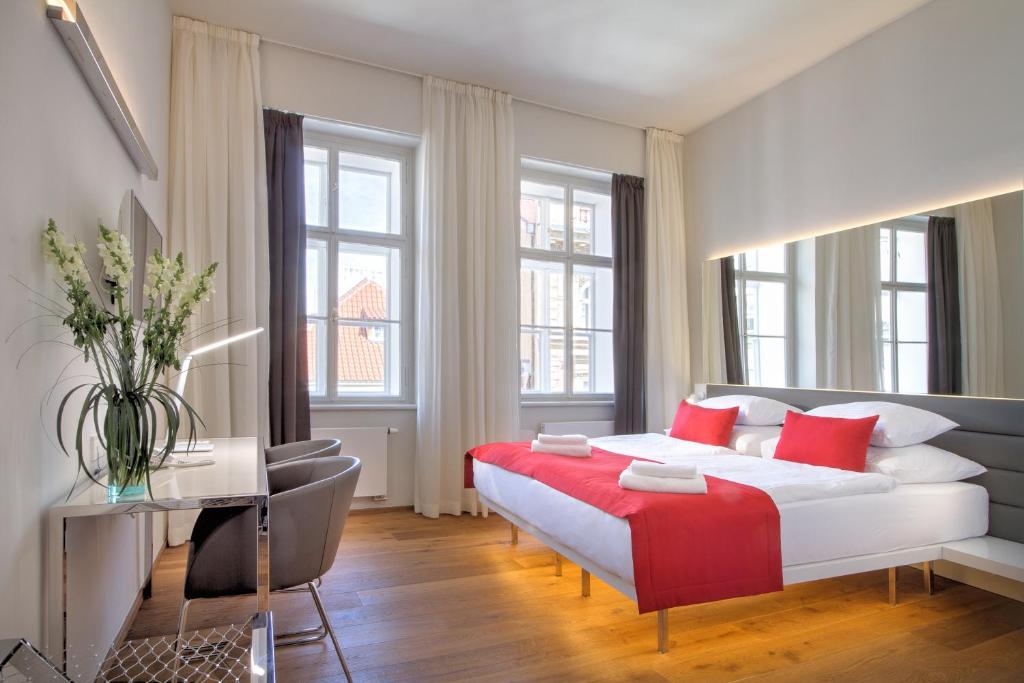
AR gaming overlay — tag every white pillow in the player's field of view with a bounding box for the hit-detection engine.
[865,444,986,483]
[761,436,780,459]
[805,402,958,448]
[698,395,802,426]
[729,425,782,457]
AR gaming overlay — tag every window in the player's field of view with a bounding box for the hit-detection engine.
[880,218,927,393]
[303,134,412,403]
[733,245,791,387]
[519,168,613,399]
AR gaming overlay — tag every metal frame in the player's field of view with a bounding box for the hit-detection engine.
[303,131,415,407]
[879,217,928,392]
[519,165,614,403]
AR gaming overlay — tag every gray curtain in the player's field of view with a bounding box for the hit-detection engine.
[721,256,744,384]
[927,216,962,394]
[264,109,311,445]
[612,174,646,434]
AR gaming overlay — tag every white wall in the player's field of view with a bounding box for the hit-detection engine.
[0,0,171,667]
[263,40,641,507]
[684,0,1024,382]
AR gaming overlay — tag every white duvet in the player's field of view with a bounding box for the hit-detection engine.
[590,433,896,504]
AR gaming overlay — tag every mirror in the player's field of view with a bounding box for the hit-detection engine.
[703,189,1024,398]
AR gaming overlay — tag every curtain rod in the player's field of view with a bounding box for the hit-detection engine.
[260,37,652,134]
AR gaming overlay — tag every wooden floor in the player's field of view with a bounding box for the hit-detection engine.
[129,510,1024,682]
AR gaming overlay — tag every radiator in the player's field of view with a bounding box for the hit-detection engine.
[538,420,615,438]
[312,427,391,499]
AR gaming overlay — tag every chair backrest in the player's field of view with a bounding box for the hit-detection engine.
[267,455,361,589]
[265,438,342,467]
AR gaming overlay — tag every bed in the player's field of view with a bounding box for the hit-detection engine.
[469,385,1024,652]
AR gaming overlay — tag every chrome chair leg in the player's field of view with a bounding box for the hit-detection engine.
[173,598,191,683]
[309,581,353,683]
[274,582,329,646]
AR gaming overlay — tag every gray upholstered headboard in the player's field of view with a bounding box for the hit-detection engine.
[706,384,1024,544]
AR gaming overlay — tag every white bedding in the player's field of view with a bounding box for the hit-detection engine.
[591,433,897,505]
[473,432,989,586]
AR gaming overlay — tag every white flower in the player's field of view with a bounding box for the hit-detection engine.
[144,252,175,301]
[42,223,89,285]
[97,225,133,290]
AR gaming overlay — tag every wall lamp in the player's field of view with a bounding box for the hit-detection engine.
[46,0,159,180]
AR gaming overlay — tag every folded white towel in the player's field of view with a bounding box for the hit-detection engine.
[531,440,592,457]
[537,433,589,445]
[618,470,707,494]
[628,461,699,479]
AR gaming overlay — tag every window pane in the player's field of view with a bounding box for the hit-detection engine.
[895,229,926,284]
[520,180,566,251]
[337,243,400,321]
[896,290,927,342]
[742,245,786,274]
[572,330,613,394]
[305,319,327,397]
[304,146,329,228]
[572,189,611,257]
[520,328,565,393]
[880,289,892,341]
[743,280,785,337]
[306,238,328,317]
[337,321,399,396]
[338,152,400,234]
[520,259,565,327]
[881,341,894,392]
[572,264,612,330]
[897,342,927,393]
[745,336,786,387]
[879,228,892,282]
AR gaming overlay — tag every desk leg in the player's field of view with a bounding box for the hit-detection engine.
[256,496,270,613]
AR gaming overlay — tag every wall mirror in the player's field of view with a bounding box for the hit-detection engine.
[703,189,1023,398]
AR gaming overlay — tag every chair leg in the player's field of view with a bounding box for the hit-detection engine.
[173,598,191,683]
[657,609,668,654]
[922,561,934,595]
[309,581,353,683]
[581,569,591,597]
[554,552,563,577]
[888,567,898,605]
[275,584,328,645]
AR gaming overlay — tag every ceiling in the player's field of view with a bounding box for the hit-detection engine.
[168,0,931,133]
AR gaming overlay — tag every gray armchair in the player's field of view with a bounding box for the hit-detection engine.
[177,456,361,682]
[264,438,342,469]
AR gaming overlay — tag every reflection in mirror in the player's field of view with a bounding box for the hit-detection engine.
[703,189,1024,398]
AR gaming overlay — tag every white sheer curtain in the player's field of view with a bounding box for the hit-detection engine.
[645,128,692,430]
[701,259,727,385]
[816,226,883,390]
[954,198,1004,396]
[167,17,269,545]
[415,76,519,518]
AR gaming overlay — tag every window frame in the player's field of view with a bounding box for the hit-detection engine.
[518,165,614,404]
[733,244,795,387]
[303,131,415,406]
[879,216,928,393]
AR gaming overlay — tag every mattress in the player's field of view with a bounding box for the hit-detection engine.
[473,459,989,585]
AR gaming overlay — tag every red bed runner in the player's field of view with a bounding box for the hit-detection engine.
[469,442,783,613]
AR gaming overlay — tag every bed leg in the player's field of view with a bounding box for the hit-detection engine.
[481,503,489,518]
[888,567,898,605]
[510,522,518,545]
[581,569,591,597]
[922,561,934,595]
[657,609,668,654]
[554,552,563,577]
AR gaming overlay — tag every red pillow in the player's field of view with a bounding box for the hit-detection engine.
[774,411,879,472]
[669,402,739,446]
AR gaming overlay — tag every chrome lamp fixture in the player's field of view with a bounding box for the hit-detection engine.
[46,0,158,180]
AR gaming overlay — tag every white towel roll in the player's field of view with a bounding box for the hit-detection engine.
[531,440,592,457]
[628,461,698,479]
[618,470,707,494]
[537,433,588,445]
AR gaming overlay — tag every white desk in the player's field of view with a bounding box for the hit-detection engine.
[46,437,269,678]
